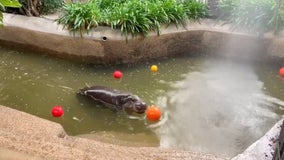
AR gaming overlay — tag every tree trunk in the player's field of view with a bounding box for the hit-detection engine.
[6,0,43,16]
[20,0,44,16]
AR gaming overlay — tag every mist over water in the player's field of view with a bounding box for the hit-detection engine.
[156,59,282,157]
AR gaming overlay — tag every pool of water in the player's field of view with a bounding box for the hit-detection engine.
[0,46,284,157]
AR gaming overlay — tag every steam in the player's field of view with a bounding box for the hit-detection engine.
[155,59,282,157]
[152,1,281,155]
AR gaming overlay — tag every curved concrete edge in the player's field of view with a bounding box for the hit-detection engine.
[0,105,228,160]
[231,118,283,160]
[1,13,284,64]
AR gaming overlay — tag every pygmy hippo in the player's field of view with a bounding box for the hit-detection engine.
[78,86,147,114]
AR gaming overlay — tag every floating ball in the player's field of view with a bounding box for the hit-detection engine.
[113,70,123,79]
[279,67,284,76]
[146,106,161,121]
[150,65,158,72]
[51,106,64,117]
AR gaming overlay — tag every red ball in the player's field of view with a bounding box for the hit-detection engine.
[51,106,64,117]
[280,67,284,76]
[113,70,123,79]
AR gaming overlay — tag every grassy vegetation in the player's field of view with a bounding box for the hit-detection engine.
[219,0,284,35]
[57,2,101,35]
[57,0,208,39]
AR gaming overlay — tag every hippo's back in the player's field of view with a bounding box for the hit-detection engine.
[78,86,128,108]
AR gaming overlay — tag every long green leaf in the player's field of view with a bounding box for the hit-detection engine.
[0,12,3,26]
[0,2,4,11]
[0,0,21,8]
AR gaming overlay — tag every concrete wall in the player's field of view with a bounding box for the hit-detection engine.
[1,13,284,65]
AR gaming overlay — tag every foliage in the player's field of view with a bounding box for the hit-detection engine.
[57,2,101,35]
[144,0,170,35]
[183,0,208,20]
[219,0,284,34]
[0,3,3,26]
[93,0,126,10]
[57,0,208,39]
[218,0,238,18]
[268,0,284,34]
[0,0,21,26]
[162,0,187,25]
[42,0,63,14]
[109,0,152,39]
[108,0,189,39]
[5,0,63,16]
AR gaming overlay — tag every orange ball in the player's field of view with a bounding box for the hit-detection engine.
[146,106,161,121]
[280,67,284,76]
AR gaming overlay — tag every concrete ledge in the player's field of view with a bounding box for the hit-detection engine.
[0,105,227,160]
[1,13,284,64]
[232,119,283,160]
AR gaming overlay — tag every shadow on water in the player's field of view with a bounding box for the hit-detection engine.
[0,46,284,157]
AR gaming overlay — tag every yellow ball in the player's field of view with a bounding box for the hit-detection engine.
[151,65,158,72]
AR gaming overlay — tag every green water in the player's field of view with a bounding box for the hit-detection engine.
[0,46,284,157]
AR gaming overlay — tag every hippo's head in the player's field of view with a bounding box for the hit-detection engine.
[132,101,147,114]
[122,95,147,114]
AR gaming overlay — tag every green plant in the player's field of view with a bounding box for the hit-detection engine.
[7,0,62,16]
[0,2,3,26]
[109,0,152,39]
[91,0,126,26]
[162,0,187,25]
[108,0,189,39]
[42,0,63,14]
[57,1,101,35]
[268,0,284,34]
[0,0,21,26]
[146,1,170,35]
[218,0,238,18]
[183,0,208,20]
[92,0,125,10]
[219,0,284,34]
[57,0,208,39]
[234,0,274,33]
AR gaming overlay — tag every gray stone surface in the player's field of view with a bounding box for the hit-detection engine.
[231,119,283,160]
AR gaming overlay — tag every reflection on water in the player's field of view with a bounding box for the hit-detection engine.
[0,46,284,157]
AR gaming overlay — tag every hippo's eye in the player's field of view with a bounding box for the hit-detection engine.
[136,105,142,109]
[136,103,146,110]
